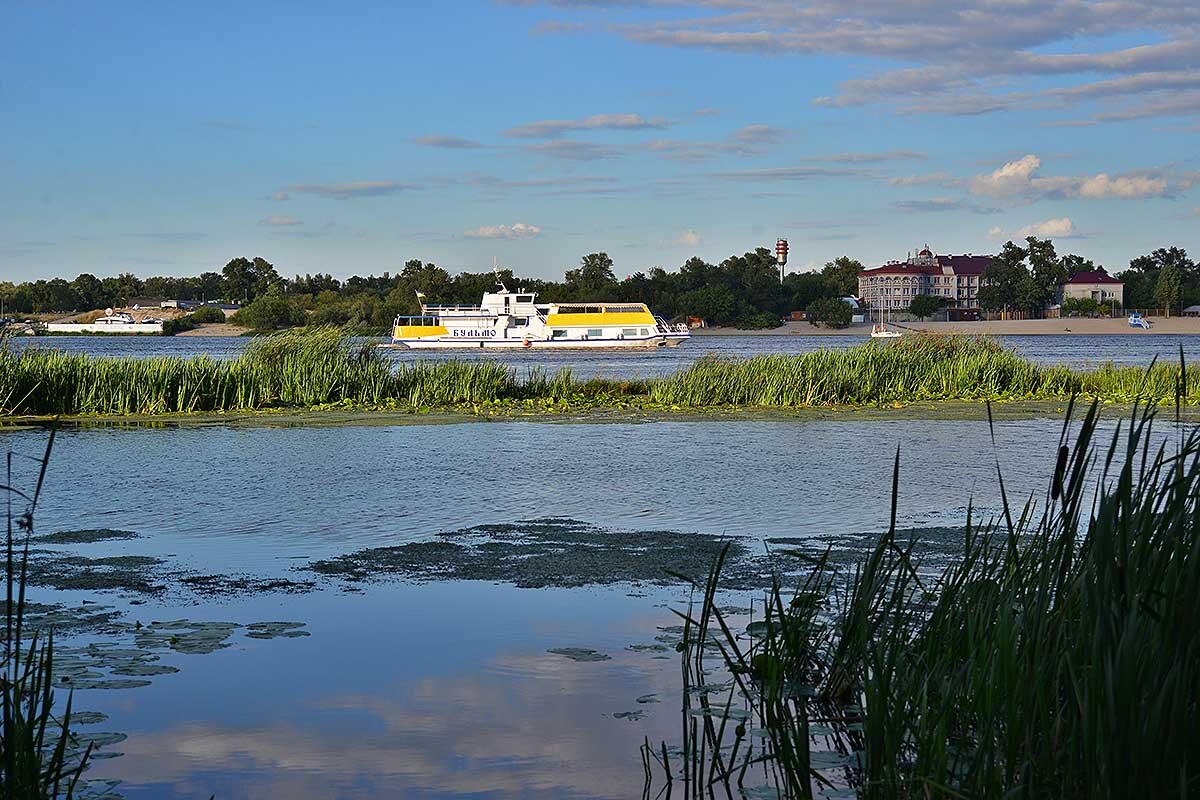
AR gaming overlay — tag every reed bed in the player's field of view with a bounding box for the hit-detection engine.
[2,330,1197,417]
[649,334,1199,407]
[646,400,1200,799]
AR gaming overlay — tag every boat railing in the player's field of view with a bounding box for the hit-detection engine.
[654,316,690,334]
[422,304,483,312]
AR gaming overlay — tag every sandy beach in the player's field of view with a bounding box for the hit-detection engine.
[695,317,1200,337]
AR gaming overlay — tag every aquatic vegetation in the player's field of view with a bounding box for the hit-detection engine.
[648,333,1199,407]
[2,430,91,798]
[307,518,758,589]
[5,330,1198,418]
[646,400,1200,798]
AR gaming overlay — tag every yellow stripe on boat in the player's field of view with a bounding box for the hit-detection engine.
[545,311,656,327]
[394,325,448,338]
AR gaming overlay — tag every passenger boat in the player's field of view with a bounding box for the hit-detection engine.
[388,285,690,349]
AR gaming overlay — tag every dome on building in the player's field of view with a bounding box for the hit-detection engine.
[918,244,934,258]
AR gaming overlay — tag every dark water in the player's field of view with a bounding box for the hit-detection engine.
[2,413,1143,798]
[12,333,1200,378]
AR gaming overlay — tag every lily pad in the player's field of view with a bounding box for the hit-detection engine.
[69,711,109,725]
[635,694,660,704]
[547,647,611,662]
[613,710,644,721]
[245,621,310,639]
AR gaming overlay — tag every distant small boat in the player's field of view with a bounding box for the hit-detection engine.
[870,304,903,339]
[1128,313,1152,329]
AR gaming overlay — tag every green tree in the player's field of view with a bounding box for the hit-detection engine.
[234,292,308,329]
[1155,263,1182,317]
[821,256,865,297]
[564,253,618,299]
[70,273,109,310]
[807,297,852,329]
[222,257,255,303]
[978,241,1030,314]
[678,284,737,325]
[909,294,944,320]
[1060,254,1096,278]
[1025,236,1064,315]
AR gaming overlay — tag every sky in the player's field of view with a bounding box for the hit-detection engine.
[2,0,1199,284]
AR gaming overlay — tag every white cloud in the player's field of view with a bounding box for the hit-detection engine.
[413,134,485,149]
[987,225,1005,241]
[283,181,417,198]
[970,154,1181,201]
[463,223,542,240]
[674,229,703,247]
[1076,173,1168,199]
[269,191,290,202]
[504,113,670,139]
[527,141,622,160]
[1014,217,1077,238]
[260,216,303,227]
[527,2,1200,121]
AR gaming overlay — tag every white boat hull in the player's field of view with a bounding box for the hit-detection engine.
[386,335,679,350]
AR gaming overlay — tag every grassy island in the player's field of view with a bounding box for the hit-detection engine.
[1,329,1195,419]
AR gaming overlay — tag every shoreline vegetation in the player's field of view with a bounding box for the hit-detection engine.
[3,329,1198,420]
[648,401,1200,798]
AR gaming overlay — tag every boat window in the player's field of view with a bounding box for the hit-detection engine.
[587,328,603,338]
[551,329,568,339]
[512,317,528,326]
[517,295,533,303]
[640,328,649,336]
[622,328,638,337]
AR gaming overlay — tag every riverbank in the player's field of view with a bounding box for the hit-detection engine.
[697,316,1200,336]
[4,329,1199,419]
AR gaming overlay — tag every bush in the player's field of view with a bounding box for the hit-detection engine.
[806,297,853,328]
[909,293,945,320]
[190,305,226,323]
[233,294,308,330]
[1061,297,1102,317]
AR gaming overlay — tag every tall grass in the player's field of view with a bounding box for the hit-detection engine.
[2,330,1198,416]
[650,334,1200,406]
[2,430,91,798]
[645,398,1200,798]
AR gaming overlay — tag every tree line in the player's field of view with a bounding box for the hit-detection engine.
[974,237,1195,318]
[2,240,1192,330]
[1,249,865,330]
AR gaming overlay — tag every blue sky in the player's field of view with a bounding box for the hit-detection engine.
[2,0,1198,283]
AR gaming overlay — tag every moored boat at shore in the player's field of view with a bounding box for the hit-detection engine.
[387,285,690,349]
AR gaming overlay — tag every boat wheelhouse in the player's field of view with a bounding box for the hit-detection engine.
[389,286,690,349]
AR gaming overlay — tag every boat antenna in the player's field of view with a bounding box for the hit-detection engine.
[493,257,509,292]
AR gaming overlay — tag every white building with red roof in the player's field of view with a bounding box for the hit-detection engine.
[857,246,993,311]
[1059,270,1123,307]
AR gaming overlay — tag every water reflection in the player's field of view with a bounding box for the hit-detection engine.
[84,582,686,799]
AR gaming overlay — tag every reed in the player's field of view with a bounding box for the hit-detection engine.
[2,330,1198,417]
[2,430,91,798]
[646,397,1200,799]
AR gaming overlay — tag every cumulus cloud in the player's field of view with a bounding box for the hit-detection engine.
[969,154,1182,201]
[674,229,703,247]
[1015,217,1077,238]
[413,134,485,149]
[987,225,1005,241]
[504,113,670,138]
[260,216,302,227]
[463,223,542,240]
[283,181,417,198]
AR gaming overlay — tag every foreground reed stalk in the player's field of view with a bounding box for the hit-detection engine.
[3,329,1200,417]
[645,397,1200,799]
[2,431,91,798]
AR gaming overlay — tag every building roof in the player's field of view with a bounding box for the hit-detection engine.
[935,254,992,275]
[1066,270,1122,285]
[860,253,993,278]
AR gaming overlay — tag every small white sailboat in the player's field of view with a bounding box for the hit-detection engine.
[870,303,903,339]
